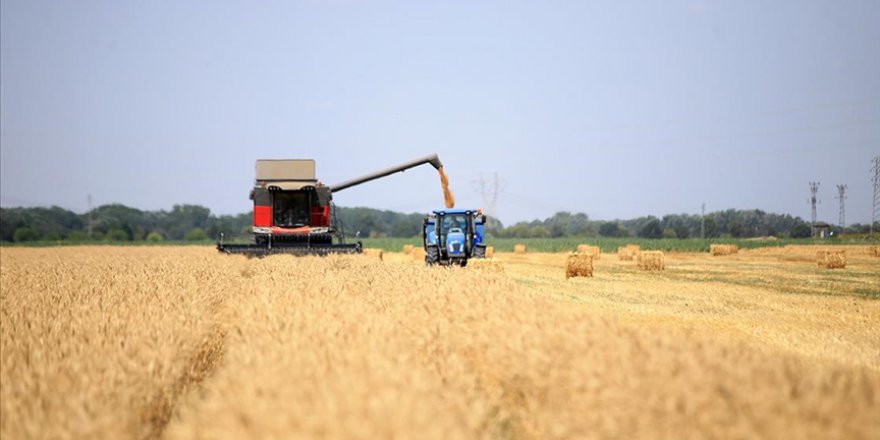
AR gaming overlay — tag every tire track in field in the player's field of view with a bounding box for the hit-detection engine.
[142,327,227,440]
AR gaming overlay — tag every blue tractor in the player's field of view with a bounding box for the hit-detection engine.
[422,209,487,266]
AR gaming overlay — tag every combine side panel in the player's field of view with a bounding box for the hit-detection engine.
[253,188,272,227]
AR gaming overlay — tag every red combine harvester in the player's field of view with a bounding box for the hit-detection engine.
[218,153,443,256]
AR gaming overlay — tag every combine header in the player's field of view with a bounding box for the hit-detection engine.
[218,154,444,257]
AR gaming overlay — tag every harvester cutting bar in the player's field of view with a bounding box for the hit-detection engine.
[217,242,362,257]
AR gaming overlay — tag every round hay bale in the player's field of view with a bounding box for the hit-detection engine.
[402,244,414,255]
[514,244,526,254]
[566,253,593,279]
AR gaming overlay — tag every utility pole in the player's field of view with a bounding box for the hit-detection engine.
[872,156,880,235]
[472,172,504,231]
[700,202,705,239]
[808,182,820,237]
[835,184,847,228]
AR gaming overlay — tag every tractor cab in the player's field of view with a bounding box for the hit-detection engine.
[423,209,487,266]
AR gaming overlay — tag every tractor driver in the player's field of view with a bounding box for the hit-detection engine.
[444,215,465,232]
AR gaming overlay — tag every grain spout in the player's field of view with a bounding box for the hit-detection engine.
[438,166,455,209]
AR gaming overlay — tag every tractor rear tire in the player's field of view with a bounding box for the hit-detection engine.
[425,246,441,267]
[473,245,487,259]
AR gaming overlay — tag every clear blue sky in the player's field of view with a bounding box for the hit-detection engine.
[2,1,878,225]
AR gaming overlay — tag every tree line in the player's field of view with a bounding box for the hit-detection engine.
[0,204,250,242]
[1,203,873,243]
[493,210,826,239]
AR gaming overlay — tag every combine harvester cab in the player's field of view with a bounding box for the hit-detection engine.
[219,154,444,257]
[422,209,487,267]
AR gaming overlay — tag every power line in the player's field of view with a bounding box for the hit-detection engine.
[835,184,847,228]
[808,182,820,237]
[472,172,505,225]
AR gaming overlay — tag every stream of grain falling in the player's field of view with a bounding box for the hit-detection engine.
[438,166,455,208]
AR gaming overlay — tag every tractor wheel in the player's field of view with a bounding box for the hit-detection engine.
[425,246,441,267]
[473,245,487,259]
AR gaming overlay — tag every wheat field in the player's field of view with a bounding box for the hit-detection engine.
[1,246,878,439]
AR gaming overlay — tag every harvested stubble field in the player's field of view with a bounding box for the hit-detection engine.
[1,245,879,440]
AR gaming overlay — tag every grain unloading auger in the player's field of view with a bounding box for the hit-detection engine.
[217,154,444,257]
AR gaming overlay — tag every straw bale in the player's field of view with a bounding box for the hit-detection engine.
[618,244,641,261]
[637,250,664,271]
[402,244,414,255]
[469,258,504,273]
[817,250,846,269]
[710,244,739,256]
[514,244,526,254]
[577,245,601,260]
[566,253,593,279]
[411,248,426,262]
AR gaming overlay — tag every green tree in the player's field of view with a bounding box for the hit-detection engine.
[165,205,212,240]
[184,227,208,241]
[483,216,504,236]
[790,223,811,238]
[105,229,130,241]
[638,218,663,239]
[673,222,690,239]
[146,231,164,242]
[729,221,744,238]
[44,230,62,241]
[703,217,718,238]
[13,227,40,242]
[598,222,621,237]
[528,225,551,238]
[503,223,531,238]
[68,230,88,241]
